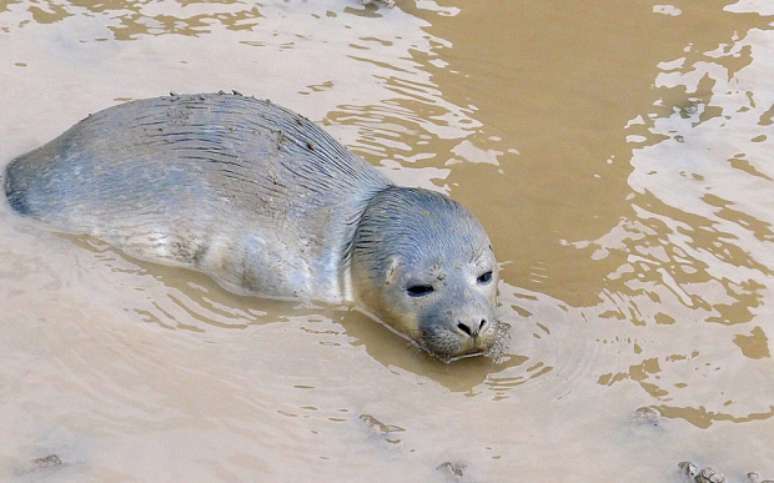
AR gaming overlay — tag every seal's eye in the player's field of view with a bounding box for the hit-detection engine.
[477,271,493,284]
[406,284,434,297]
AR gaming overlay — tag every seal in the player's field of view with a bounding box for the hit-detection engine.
[3,92,499,359]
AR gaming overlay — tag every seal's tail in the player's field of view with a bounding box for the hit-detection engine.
[4,160,32,215]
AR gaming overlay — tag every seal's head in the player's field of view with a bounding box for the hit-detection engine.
[350,187,498,360]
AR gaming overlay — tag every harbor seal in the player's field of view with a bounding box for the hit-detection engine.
[3,92,499,359]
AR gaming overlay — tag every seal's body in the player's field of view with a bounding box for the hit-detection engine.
[4,93,499,359]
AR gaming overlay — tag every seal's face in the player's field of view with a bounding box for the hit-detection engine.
[351,187,500,360]
[381,243,498,359]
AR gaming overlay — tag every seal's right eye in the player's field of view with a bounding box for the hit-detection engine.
[406,284,434,297]
[477,271,493,284]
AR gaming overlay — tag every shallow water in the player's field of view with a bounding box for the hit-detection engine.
[0,0,773,481]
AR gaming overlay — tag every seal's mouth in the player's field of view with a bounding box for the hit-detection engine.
[442,349,487,363]
[417,319,508,364]
[419,344,498,364]
[355,309,508,363]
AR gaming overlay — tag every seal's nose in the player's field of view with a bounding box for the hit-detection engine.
[457,319,487,338]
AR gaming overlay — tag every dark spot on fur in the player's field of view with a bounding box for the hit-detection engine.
[436,461,465,478]
[191,243,208,266]
[306,142,315,151]
[31,454,63,469]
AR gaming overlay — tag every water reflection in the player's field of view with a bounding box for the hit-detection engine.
[1,0,774,480]
[584,21,774,426]
[73,234,536,394]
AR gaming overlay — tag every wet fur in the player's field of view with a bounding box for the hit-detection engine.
[4,93,390,301]
[4,92,499,358]
[350,188,498,357]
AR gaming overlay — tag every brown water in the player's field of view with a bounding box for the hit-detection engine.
[0,0,772,481]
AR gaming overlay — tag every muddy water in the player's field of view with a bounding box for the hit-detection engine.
[0,0,772,481]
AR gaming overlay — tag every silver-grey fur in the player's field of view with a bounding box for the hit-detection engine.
[4,93,498,359]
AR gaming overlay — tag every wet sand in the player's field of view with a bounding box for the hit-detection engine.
[0,0,772,481]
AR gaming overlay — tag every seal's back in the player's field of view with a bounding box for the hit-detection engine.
[4,93,391,300]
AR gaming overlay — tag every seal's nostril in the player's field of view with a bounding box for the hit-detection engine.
[457,322,472,337]
[479,319,487,330]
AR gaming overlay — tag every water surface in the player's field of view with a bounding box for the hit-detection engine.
[0,0,772,481]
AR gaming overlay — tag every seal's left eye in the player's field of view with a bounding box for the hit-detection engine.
[407,284,434,297]
[477,271,493,284]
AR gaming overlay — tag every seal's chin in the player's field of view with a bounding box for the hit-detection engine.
[419,326,496,362]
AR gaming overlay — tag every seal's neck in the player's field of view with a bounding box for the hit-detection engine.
[342,185,403,306]
[346,185,457,310]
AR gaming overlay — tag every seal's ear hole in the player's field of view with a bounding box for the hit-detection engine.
[477,271,493,284]
[385,256,401,285]
[406,284,434,297]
